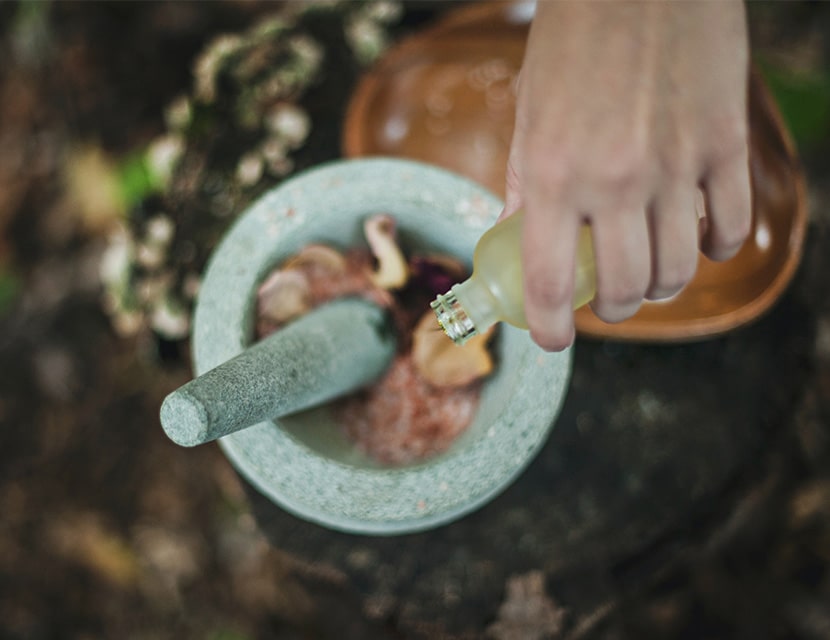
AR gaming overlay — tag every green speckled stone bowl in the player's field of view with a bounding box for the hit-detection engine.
[193,158,572,535]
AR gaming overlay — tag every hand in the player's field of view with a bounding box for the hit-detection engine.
[502,0,752,351]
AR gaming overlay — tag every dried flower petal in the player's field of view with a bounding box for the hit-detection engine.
[487,571,567,640]
[164,95,192,131]
[408,254,467,297]
[145,215,175,247]
[412,310,494,387]
[146,135,184,190]
[236,151,264,187]
[265,103,311,148]
[151,297,190,340]
[194,35,244,103]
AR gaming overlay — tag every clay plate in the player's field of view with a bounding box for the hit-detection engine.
[342,1,808,341]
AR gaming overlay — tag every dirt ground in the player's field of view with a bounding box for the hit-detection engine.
[1,2,830,639]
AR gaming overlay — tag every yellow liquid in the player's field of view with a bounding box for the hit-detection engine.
[432,211,596,343]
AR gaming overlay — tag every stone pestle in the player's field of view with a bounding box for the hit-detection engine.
[160,298,396,447]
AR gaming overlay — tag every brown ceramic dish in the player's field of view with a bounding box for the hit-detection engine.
[342,2,808,342]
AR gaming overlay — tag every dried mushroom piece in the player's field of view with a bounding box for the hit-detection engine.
[282,244,348,273]
[256,244,352,333]
[257,268,312,326]
[255,241,392,338]
[364,214,409,290]
[412,310,494,387]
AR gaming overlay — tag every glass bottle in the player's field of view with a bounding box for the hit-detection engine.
[431,211,596,345]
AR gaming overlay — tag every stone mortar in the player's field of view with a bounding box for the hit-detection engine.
[192,157,573,535]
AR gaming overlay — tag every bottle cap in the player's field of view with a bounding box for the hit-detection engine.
[431,290,477,345]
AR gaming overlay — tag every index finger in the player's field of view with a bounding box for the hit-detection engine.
[521,191,582,352]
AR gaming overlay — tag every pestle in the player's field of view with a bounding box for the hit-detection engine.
[160,298,396,447]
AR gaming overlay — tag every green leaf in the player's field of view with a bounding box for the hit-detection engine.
[117,153,162,209]
[0,270,21,314]
[759,62,830,150]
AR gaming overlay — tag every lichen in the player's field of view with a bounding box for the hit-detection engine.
[345,0,402,65]
[99,1,403,342]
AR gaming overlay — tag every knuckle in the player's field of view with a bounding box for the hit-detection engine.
[523,136,656,203]
[589,146,652,202]
[659,148,696,182]
[598,149,645,187]
[591,298,642,324]
[525,272,572,311]
[523,147,572,194]
[599,284,644,310]
[523,271,576,352]
[530,326,574,353]
[593,274,647,322]
[650,257,698,299]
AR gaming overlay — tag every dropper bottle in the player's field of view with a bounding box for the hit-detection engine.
[430,211,597,345]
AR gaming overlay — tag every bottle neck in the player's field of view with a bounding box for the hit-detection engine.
[430,276,499,345]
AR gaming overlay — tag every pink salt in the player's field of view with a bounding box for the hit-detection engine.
[336,355,482,465]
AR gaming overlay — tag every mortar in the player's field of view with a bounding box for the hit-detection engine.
[188,158,573,535]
